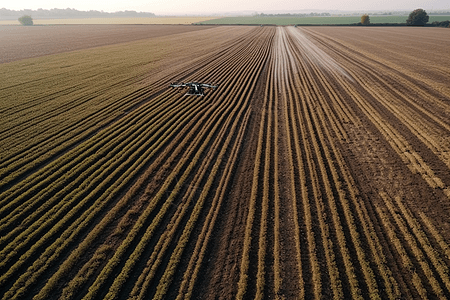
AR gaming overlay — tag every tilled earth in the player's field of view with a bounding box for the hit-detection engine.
[1,25,450,299]
[0,24,213,63]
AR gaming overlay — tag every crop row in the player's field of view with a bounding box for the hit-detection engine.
[301,27,450,298]
[0,26,244,298]
[0,26,275,299]
[234,26,450,299]
[2,25,450,299]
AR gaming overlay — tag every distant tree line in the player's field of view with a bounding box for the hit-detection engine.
[431,20,450,27]
[254,12,331,17]
[0,8,155,20]
[357,9,449,27]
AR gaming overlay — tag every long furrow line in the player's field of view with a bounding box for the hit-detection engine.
[0,28,254,189]
[0,27,256,192]
[0,90,209,299]
[0,62,157,162]
[235,29,276,300]
[274,27,305,299]
[47,27,274,300]
[301,28,450,184]
[36,90,216,300]
[279,28,322,300]
[301,27,450,108]
[287,27,408,299]
[379,193,450,298]
[0,85,150,188]
[326,47,450,197]
[0,89,198,249]
[267,27,340,299]
[99,28,275,300]
[59,27,273,300]
[169,29,275,300]
[291,28,396,298]
[288,28,364,299]
[0,27,262,236]
[152,37,273,299]
[0,89,186,228]
[0,27,266,299]
[0,27,263,216]
[299,27,450,298]
[296,45,404,296]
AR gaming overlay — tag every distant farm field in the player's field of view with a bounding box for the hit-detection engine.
[198,15,450,25]
[0,25,213,63]
[1,25,450,299]
[0,17,218,25]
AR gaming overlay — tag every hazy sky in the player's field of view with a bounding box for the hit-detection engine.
[4,0,450,15]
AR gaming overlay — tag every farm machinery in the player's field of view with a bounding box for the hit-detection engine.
[169,81,218,96]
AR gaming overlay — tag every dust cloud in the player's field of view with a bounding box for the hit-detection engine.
[285,27,353,81]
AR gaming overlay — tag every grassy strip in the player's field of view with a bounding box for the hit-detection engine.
[198,16,450,25]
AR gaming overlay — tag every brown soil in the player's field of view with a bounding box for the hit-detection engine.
[0,24,213,64]
[1,26,450,300]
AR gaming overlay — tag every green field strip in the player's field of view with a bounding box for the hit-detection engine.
[198,15,450,25]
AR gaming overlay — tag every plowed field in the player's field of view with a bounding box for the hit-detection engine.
[1,26,450,299]
[0,25,213,63]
